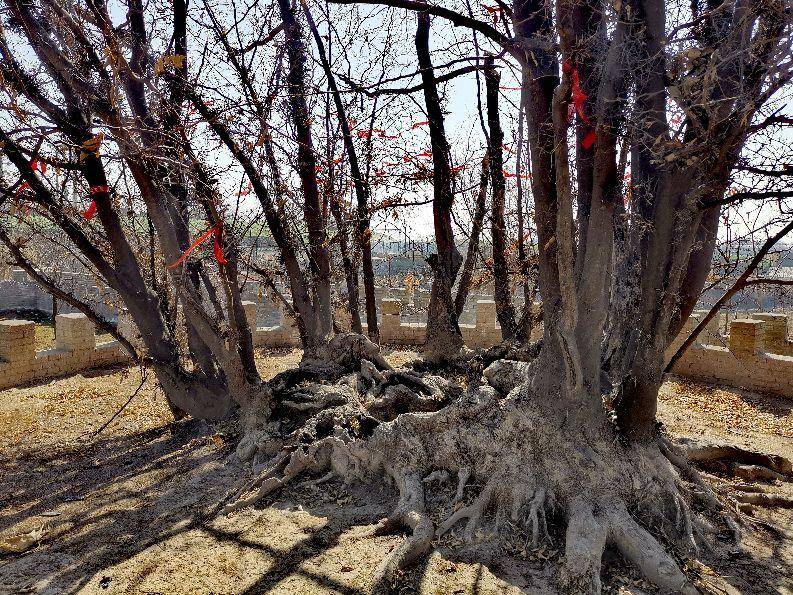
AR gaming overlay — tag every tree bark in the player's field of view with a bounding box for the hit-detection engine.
[303,5,378,341]
[415,7,464,357]
[484,56,518,341]
[278,0,334,350]
[454,154,489,316]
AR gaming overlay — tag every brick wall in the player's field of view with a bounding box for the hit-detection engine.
[3,300,791,398]
[0,315,129,390]
[667,313,793,397]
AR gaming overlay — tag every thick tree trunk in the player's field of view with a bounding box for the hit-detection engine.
[304,6,375,339]
[484,57,518,341]
[331,195,364,333]
[415,8,464,357]
[514,79,534,343]
[279,0,334,349]
[513,0,565,391]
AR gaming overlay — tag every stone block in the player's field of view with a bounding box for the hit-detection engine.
[729,319,764,357]
[750,313,788,354]
[56,313,96,352]
[475,300,496,329]
[381,298,402,316]
[0,320,35,363]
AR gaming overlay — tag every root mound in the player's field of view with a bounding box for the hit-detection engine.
[222,358,742,594]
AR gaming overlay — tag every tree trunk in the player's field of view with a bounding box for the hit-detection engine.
[278,0,334,349]
[415,8,464,357]
[330,195,364,333]
[484,57,518,341]
[303,5,376,339]
[454,154,489,316]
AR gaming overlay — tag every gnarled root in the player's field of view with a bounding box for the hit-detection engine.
[676,436,792,477]
[222,377,728,594]
[370,472,434,593]
[221,436,338,515]
[559,499,608,594]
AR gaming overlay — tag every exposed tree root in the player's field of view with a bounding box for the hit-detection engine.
[732,491,793,509]
[676,437,792,477]
[370,472,434,593]
[221,360,740,594]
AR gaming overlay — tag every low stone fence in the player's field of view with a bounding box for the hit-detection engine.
[0,298,505,389]
[241,297,504,350]
[666,311,793,397]
[0,314,128,390]
[2,301,791,397]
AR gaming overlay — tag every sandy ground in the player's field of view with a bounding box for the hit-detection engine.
[0,349,791,595]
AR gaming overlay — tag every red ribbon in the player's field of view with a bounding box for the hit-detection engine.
[83,200,98,220]
[582,130,597,150]
[30,158,47,174]
[563,61,597,150]
[563,61,590,125]
[503,170,532,179]
[168,224,227,269]
[83,186,109,220]
[411,121,429,129]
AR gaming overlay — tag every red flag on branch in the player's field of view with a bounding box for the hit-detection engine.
[168,224,227,269]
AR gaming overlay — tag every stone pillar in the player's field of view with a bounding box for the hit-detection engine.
[380,298,402,342]
[475,299,496,329]
[56,313,96,353]
[728,319,764,357]
[241,300,258,331]
[750,313,788,355]
[475,299,499,346]
[0,320,36,387]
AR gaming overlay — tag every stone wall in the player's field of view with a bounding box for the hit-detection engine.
[0,298,506,389]
[2,298,791,398]
[666,312,793,397]
[0,314,129,390]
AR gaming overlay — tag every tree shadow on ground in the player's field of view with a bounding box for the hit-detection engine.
[0,419,232,593]
[1,417,790,595]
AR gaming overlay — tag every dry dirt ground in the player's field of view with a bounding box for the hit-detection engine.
[0,348,791,595]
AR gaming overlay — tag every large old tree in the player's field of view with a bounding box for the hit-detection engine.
[226,0,791,592]
[1,0,791,593]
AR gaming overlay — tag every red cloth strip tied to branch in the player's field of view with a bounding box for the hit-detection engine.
[562,61,590,125]
[582,129,597,150]
[30,158,47,174]
[562,61,597,150]
[82,185,109,220]
[167,224,228,269]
